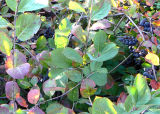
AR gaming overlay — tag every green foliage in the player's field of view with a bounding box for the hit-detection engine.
[16,13,41,41]
[1,0,160,113]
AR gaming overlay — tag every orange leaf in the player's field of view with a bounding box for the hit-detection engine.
[16,96,28,108]
[153,19,160,26]
[5,56,13,69]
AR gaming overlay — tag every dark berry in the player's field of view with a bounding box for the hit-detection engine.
[133,52,141,58]
[140,49,147,57]
[139,18,147,26]
[144,22,150,27]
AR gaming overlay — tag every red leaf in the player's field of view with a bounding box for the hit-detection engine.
[6,63,30,79]
[16,96,28,108]
[117,92,127,104]
[151,36,158,46]
[90,19,111,30]
[5,81,20,100]
[27,87,40,104]
[28,106,45,114]
[146,0,155,6]
[150,80,160,90]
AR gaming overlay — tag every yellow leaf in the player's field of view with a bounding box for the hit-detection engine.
[145,53,159,66]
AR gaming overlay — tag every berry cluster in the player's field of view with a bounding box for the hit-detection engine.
[143,68,155,79]
[44,27,54,39]
[129,47,147,58]
[118,36,138,46]
[139,18,151,32]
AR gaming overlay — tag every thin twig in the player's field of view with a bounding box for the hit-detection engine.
[106,13,124,17]
[15,43,40,64]
[12,0,20,113]
[108,53,133,74]
[152,65,157,81]
[125,14,146,51]
[37,72,95,106]
[85,0,94,50]
[88,97,93,106]
[113,15,125,33]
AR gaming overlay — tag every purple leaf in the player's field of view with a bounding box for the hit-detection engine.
[6,63,30,79]
[5,81,20,100]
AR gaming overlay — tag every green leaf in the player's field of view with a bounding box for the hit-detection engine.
[126,86,138,104]
[16,13,41,41]
[146,97,160,105]
[63,47,83,64]
[92,96,117,114]
[90,61,103,72]
[6,0,49,12]
[89,72,107,86]
[43,79,56,97]
[124,95,135,112]
[67,82,79,102]
[87,42,119,62]
[69,1,86,13]
[17,78,31,89]
[0,31,13,56]
[51,48,72,68]
[54,36,69,48]
[65,69,82,82]
[93,30,106,53]
[47,102,74,114]
[91,0,111,21]
[134,74,151,106]
[0,16,12,28]
[49,69,68,88]
[59,18,71,30]
[36,36,47,50]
